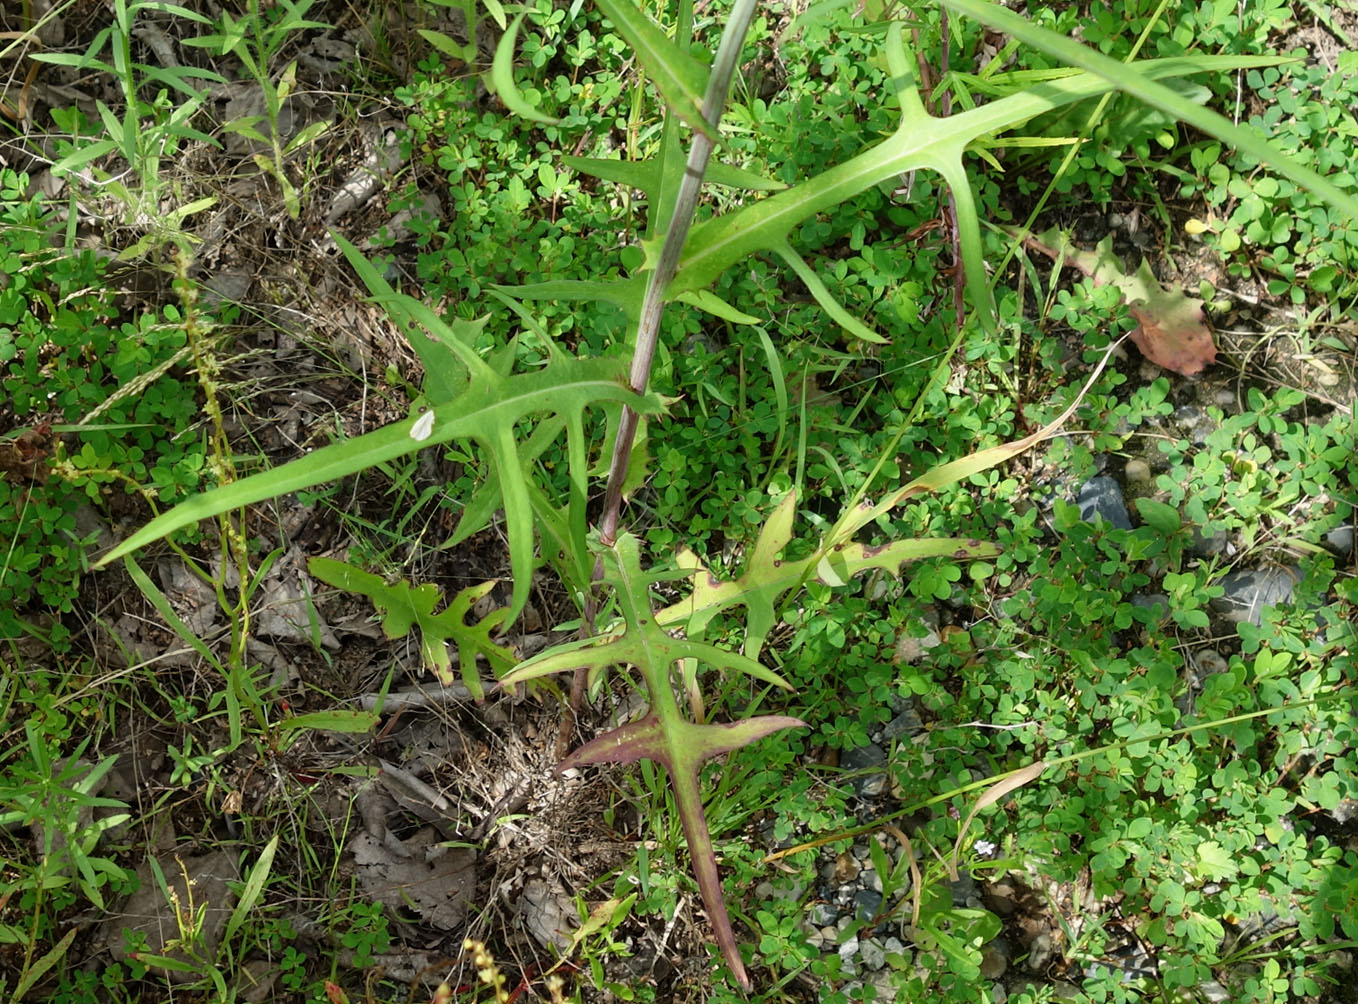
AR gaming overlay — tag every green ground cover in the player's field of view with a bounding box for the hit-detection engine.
[1,0,1355,1001]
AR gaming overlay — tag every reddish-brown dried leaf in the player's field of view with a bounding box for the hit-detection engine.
[1024,228,1216,376]
[1124,259,1216,376]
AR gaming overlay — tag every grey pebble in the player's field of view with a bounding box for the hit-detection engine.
[859,938,887,971]
[1028,932,1055,972]
[883,705,924,741]
[1211,567,1298,625]
[1324,524,1355,561]
[1077,476,1132,530]
[838,936,860,974]
[980,943,1008,979]
[1194,649,1227,675]
[1187,526,1229,557]
[894,629,941,664]
[809,902,838,927]
[841,743,888,798]
[950,874,980,908]
[853,888,883,921]
[1172,405,1214,447]
[1132,593,1169,620]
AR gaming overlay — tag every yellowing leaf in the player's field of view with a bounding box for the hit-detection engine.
[1195,841,1240,882]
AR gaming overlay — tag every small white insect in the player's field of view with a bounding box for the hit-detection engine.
[409,409,435,442]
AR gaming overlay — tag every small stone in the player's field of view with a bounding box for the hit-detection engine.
[1323,524,1355,561]
[1076,476,1132,530]
[841,743,888,798]
[950,874,980,908]
[1211,567,1298,625]
[809,902,838,927]
[682,330,722,355]
[883,705,924,741]
[980,944,1008,979]
[754,881,774,900]
[1187,526,1228,557]
[1123,458,1151,485]
[1172,404,1213,447]
[982,881,1020,917]
[1132,593,1169,620]
[863,868,883,893]
[894,630,941,665]
[1194,649,1227,675]
[859,938,887,971]
[835,851,861,882]
[867,972,897,998]
[853,888,884,922]
[1027,932,1055,972]
[1196,981,1230,1003]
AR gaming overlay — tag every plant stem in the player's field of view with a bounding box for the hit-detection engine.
[598,0,760,545]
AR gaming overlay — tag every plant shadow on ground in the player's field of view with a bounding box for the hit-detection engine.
[0,0,1355,1003]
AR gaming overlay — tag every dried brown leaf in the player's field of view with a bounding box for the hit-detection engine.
[1026,227,1216,376]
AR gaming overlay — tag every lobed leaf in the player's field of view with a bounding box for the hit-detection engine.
[96,345,662,631]
[506,534,806,990]
[1022,227,1216,375]
[308,558,516,699]
[656,491,999,658]
[591,0,717,143]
